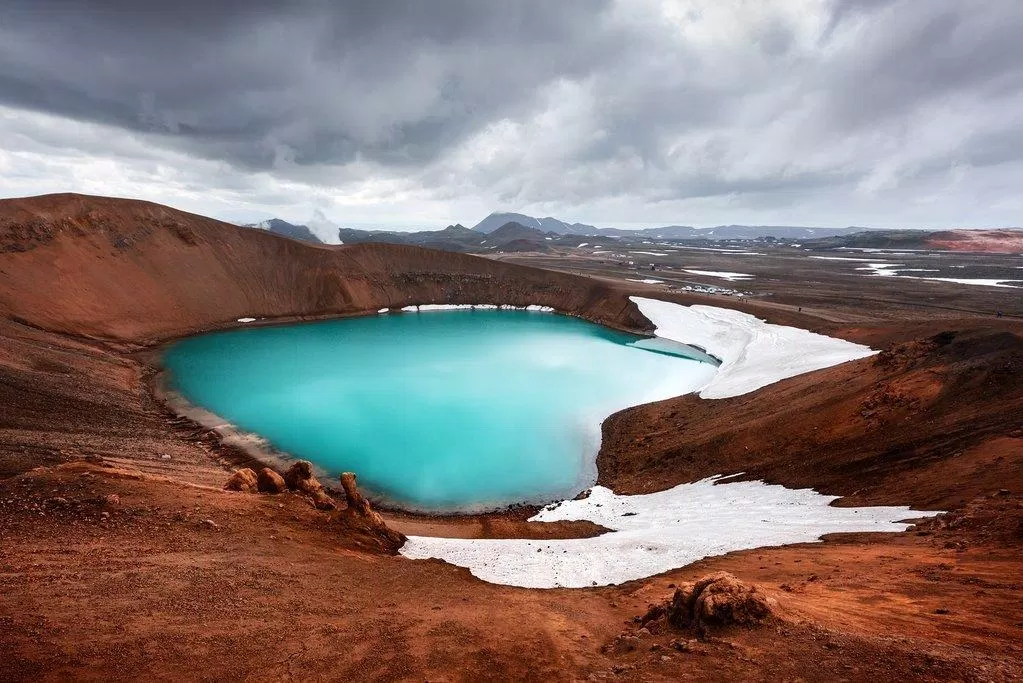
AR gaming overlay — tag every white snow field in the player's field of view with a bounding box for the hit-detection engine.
[845,261,1022,288]
[396,303,556,312]
[400,478,940,588]
[683,269,754,281]
[631,296,876,399]
[856,262,904,276]
[400,298,907,587]
[917,277,1023,288]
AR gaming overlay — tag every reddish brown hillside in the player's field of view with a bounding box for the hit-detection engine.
[928,229,1023,253]
[0,193,647,341]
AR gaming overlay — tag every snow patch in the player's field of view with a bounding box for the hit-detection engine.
[683,270,753,281]
[808,256,873,262]
[627,278,665,284]
[631,296,875,399]
[673,246,762,254]
[917,278,1023,288]
[855,263,903,276]
[401,477,939,588]
[236,317,256,323]
[399,304,555,313]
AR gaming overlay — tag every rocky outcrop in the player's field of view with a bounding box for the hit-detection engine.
[223,468,258,493]
[669,573,773,629]
[283,460,336,509]
[339,472,382,522]
[640,573,773,634]
[283,460,318,491]
[256,467,286,494]
[337,472,406,554]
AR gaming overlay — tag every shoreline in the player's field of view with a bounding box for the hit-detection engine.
[145,302,689,526]
[146,297,876,538]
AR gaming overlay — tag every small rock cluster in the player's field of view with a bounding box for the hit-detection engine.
[224,461,334,509]
[222,462,406,553]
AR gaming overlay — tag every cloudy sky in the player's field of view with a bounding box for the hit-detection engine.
[1,0,1022,239]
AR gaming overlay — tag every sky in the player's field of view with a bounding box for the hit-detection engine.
[1,0,1022,241]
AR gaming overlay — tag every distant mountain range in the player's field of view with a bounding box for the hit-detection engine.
[245,209,1023,254]
[470,212,866,240]
[246,211,864,245]
[338,221,570,253]
[623,224,869,240]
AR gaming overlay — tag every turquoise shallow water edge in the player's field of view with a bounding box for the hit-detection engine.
[163,310,718,513]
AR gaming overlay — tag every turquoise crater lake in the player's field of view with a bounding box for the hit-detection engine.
[163,309,718,512]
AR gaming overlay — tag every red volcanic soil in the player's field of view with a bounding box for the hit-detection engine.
[1,193,1022,681]
[0,193,647,341]
[929,229,1023,253]
[599,327,1023,511]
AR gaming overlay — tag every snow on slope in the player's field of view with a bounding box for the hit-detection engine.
[631,297,876,399]
[400,478,939,588]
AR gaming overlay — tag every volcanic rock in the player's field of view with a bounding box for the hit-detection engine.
[310,491,337,510]
[666,572,773,630]
[284,460,320,493]
[256,467,286,494]
[282,461,336,509]
[337,472,406,553]
[223,468,258,493]
[339,472,380,519]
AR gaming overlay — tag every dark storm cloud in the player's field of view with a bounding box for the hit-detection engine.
[0,0,620,168]
[2,0,1023,228]
[820,1,1023,130]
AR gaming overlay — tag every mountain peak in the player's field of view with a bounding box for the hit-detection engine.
[471,212,598,235]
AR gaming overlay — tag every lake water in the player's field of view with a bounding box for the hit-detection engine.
[163,310,718,513]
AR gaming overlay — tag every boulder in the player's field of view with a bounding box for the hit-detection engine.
[667,572,773,629]
[284,460,322,493]
[283,460,336,509]
[256,467,286,494]
[223,468,258,493]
